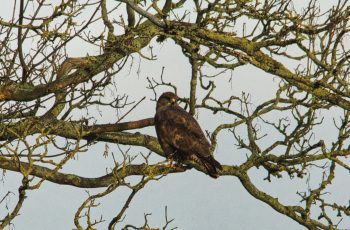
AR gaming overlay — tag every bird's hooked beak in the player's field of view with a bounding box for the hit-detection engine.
[170,98,177,104]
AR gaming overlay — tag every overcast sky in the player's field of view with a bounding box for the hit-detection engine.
[1,1,348,229]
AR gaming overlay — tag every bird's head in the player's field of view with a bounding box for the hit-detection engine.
[156,92,178,110]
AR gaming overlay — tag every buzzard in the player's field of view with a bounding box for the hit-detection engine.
[154,92,223,178]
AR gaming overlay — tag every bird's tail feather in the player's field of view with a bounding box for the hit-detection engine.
[200,156,223,179]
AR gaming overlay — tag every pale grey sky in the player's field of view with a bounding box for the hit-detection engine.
[1,1,349,229]
[1,40,304,229]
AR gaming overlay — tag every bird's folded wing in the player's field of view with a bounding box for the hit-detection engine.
[157,106,211,158]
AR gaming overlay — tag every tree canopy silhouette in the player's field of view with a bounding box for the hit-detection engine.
[1,0,350,229]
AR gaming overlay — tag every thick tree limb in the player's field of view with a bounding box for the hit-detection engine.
[0,155,185,188]
[0,21,159,102]
[169,23,350,110]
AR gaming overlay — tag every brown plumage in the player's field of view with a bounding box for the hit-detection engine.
[154,92,223,178]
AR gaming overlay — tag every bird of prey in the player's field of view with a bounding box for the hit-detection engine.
[154,92,223,178]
